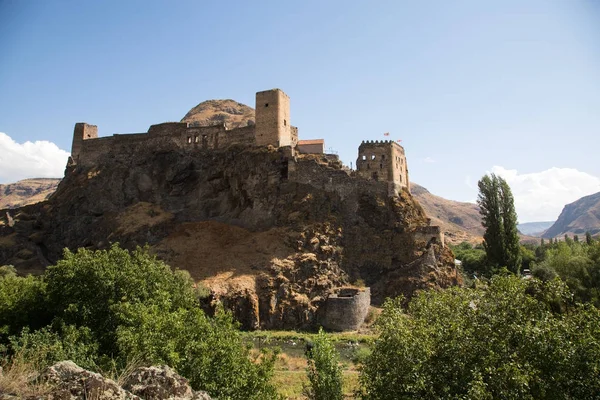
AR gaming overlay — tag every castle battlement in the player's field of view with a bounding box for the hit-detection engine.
[356,139,410,196]
[69,88,410,198]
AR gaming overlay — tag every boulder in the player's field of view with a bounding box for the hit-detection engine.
[123,366,211,400]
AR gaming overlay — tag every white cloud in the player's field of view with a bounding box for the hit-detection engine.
[0,132,69,183]
[490,166,600,223]
[423,156,436,163]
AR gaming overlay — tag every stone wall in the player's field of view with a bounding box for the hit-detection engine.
[356,140,410,196]
[74,123,256,167]
[290,157,388,201]
[71,123,98,163]
[414,225,445,247]
[320,287,370,331]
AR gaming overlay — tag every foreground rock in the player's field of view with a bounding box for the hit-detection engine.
[0,361,212,400]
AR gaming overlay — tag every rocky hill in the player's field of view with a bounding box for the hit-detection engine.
[0,141,459,330]
[543,191,600,238]
[0,178,60,209]
[181,99,255,128]
[410,183,483,244]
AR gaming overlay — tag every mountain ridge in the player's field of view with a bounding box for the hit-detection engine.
[543,191,600,238]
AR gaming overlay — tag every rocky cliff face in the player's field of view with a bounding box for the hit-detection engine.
[543,191,600,238]
[0,142,459,329]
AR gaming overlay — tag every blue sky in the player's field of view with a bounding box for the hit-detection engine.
[1,0,599,222]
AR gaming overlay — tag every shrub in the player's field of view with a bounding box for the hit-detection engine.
[360,275,600,399]
[304,327,343,400]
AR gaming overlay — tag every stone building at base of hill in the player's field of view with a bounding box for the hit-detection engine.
[320,287,371,331]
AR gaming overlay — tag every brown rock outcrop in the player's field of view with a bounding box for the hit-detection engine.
[0,144,460,329]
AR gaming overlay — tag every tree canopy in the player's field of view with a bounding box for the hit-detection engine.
[477,173,521,273]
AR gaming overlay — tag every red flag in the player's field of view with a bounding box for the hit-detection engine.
[383,132,390,136]
[396,139,402,143]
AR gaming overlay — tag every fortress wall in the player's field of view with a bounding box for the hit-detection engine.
[148,122,188,136]
[320,288,370,331]
[291,126,299,147]
[414,225,445,247]
[291,158,388,200]
[186,125,227,149]
[221,125,256,147]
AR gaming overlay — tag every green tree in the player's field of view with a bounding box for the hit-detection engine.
[0,271,49,345]
[304,328,343,400]
[3,244,279,399]
[586,231,593,245]
[477,174,521,273]
[359,276,600,399]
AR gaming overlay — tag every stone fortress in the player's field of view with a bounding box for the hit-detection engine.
[69,89,445,331]
[70,88,411,197]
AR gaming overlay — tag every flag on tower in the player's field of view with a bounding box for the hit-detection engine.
[396,139,402,143]
[383,132,390,136]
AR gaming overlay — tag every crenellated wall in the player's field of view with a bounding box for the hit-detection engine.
[356,140,410,196]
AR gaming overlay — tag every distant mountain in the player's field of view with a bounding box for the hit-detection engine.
[543,191,600,238]
[410,183,483,244]
[0,178,61,209]
[517,221,555,236]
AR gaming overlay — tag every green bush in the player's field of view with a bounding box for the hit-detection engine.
[360,275,600,399]
[0,270,49,345]
[304,327,343,400]
[1,244,279,400]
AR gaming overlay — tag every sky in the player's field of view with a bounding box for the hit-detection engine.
[1,0,599,222]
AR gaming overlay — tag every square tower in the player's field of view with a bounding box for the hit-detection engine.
[356,140,410,196]
[71,122,98,164]
[255,89,292,147]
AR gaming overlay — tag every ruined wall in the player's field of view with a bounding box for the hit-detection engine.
[291,126,299,148]
[320,288,370,331]
[290,157,388,200]
[73,122,257,167]
[255,89,292,147]
[71,123,98,163]
[414,225,445,247]
[148,122,188,136]
[356,140,409,196]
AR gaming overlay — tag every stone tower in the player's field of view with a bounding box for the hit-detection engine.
[254,89,292,147]
[356,140,410,196]
[70,122,98,164]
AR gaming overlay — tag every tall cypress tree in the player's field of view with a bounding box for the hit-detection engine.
[477,174,522,273]
[499,178,521,273]
[478,175,505,269]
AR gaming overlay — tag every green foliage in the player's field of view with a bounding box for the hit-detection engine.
[451,242,489,276]
[304,327,344,400]
[536,240,600,306]
[359,275,600,399]
[117,303,279,400]
[0,244,279,400]
[477,174,521,273]
[0,271,49,345]
[9,325,99,371]
[44,244,198,355]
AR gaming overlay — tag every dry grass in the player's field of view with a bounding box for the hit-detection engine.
[0,350,52,397]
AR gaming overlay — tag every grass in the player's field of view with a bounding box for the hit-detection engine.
[0,349,52,397]
[246,329,375,399]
